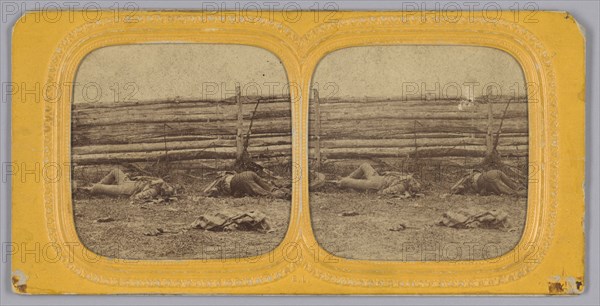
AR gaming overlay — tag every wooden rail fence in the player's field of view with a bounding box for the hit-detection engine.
[309,93,528,165]
[72,91,528,174]
[71,93,292,171]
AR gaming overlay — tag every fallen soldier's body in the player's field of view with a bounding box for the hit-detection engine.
[86,168,175,201]
[203,171,289,199]
[338,163,422,197]
[450,169,526,196]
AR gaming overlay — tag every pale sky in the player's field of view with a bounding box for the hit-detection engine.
[73,44,289,104]
[73,44,526,104]
[312,45,527,99]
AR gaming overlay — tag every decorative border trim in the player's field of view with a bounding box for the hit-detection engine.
[39,12,559,291]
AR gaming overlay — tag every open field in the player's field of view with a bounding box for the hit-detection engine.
[73,180,291,260]
[306,95,529,261]
[73,171,526,262]
[73,155,527,261]
[72,94,528,261]
[310,187,527,261]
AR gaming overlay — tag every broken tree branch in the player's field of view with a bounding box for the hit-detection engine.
[242,97,263,153]
[493,97,514,151]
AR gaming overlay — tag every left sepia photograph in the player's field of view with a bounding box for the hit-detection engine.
[70,44,292,260]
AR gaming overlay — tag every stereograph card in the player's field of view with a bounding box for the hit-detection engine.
[10,9,585,294]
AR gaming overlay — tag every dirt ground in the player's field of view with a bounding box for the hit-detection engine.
[310,187,527,261]
[73,162,527,262]
[74,187,291,260]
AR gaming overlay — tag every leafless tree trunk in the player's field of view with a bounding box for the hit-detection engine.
[485,97,494,155]
[482,97,501,166]
[235,85,243,161]
[314,88,322,171]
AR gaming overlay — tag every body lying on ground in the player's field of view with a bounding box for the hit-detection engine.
[203,171,289,199]
[338,163,422,197]
[88,168,175,201]
[450,169,526,196]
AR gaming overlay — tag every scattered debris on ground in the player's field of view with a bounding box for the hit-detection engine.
[436,208,509,229]
[388,224,407,231]
[144,228,165,236]
[95,217,115,223]
[131,197,178,206]
[143,227,181,236]
[187,209,272,233]
[339,211,359,217]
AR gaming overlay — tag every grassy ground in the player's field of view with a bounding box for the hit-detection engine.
[310,187,526,261]
[73,186,291,260]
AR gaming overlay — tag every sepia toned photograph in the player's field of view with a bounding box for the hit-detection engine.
[71,44,292,260]
[8,7,589,295]
[309,46,529,261]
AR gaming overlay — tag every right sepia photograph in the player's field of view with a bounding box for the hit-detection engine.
[309,45,529,261]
